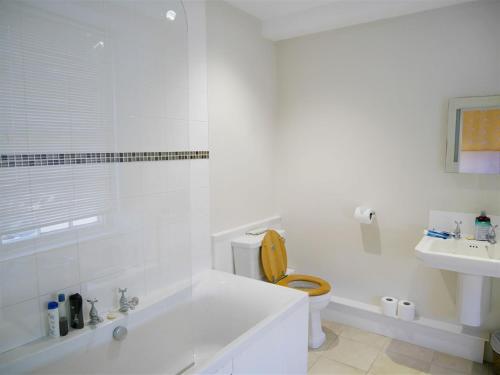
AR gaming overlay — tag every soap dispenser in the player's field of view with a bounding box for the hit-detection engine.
[475,211,491,241]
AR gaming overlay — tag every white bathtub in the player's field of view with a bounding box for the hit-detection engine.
[0,270,308,375]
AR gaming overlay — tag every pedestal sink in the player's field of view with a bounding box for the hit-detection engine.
[415,236,499,326]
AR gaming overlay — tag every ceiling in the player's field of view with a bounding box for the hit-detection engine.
[224,0,477,41]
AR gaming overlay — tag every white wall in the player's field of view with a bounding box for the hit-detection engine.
[207,1,277,233]
[275,1,500,327]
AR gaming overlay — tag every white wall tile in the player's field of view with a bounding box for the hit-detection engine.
[78,236,125,282]
[190,159,209,189]
[165,87,189,121]
[117,164,144,199]
[167,161,190,192]
[0,299,42,353]
[185,0,207,64]
[144,261,167,295]
[191,214,211,275]
[191,187,209,217]
[143,163,168,195]
[164,220,191,285]
[0,255,38,308]
[185,0,208,123]
[116,115,144,151]
[189,59,208,122]
[78,229,143,283]
[140,117,168,151]
[167,190,191,222]
[189,121,209,150]
[36,245,80,295]
[166,120,190,151]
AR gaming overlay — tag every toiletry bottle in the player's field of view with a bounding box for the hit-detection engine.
[69,293,84,329]
[48,301,60,337]
[58,293,69,336]
[475,211,491,241]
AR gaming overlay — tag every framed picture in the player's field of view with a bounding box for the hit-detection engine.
[445,95,500,174]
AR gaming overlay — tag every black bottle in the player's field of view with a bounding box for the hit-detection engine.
[69,293,84,329]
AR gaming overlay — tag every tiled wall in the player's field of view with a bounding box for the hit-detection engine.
[185,0,211,277]
[0,0,210,354]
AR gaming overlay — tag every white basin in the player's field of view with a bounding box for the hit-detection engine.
[415,236,500,277]
[415,236,498,326]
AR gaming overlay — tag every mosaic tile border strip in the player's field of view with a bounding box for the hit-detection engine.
[0,151,209,168]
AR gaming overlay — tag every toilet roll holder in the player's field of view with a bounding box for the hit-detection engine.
[354,206,376,223]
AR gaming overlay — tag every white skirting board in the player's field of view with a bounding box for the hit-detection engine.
[323,295,488,363]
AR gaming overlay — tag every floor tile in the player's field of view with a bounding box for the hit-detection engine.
[385,339,434,363]
[429,363,466,374]
[309,356,365,375]
[322,320,344,335]
[322,336,379,371]
[341,325,390,349]
[471,362,493,375]
[370,352,431,375]
[310,326,341,354]
[308,351,321,370]
[432,352,473,374]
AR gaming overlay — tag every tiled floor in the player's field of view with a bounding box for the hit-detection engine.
[308,320,493,375]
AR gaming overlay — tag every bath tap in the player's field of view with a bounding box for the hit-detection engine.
[487,225,498,245]
[86,298,103,326]
[452,220,462,240]
[118,288,139,313]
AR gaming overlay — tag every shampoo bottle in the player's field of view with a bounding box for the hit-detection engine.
[48,301,60,337]
[475,211,491,241]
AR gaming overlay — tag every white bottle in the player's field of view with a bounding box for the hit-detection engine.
[48,301,60,337]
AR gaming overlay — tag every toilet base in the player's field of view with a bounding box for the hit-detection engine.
[309,310,326,348]
[308,292,331,349]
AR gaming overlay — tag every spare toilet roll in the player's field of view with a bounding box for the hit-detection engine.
[354,207,375,224]
[381,296,398,317]
[398,300,416,321]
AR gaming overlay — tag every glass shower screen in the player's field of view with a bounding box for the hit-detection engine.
[0,0,193,372]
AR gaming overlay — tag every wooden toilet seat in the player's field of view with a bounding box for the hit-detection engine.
[261,230,331,297]
[277,274,331,297]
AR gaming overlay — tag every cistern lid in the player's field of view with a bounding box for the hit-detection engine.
[231,229,286,249]
[261,230,288,283]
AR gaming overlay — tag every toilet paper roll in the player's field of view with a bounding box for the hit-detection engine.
[398,300,416,321]
[354,207,375,224]
[381,296,398,318]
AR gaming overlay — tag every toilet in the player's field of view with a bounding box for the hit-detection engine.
[231,229,332,349]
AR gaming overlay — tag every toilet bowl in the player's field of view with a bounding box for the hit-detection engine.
[278,275,332,348]
[231,229,332,349]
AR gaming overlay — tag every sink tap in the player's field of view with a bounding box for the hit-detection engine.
[118,288,139,313]
[452,220,462,240]
[487,224,498,245]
